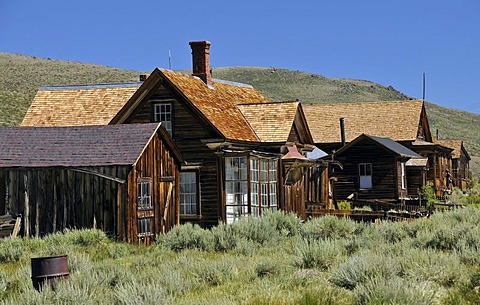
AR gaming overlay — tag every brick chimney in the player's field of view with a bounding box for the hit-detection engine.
[189,40,212,86]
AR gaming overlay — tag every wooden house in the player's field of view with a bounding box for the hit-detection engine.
[0,123,182,244]
[434,139,471,189]
[303,101,453,197]
[332,134,426,203]
[21,41,327,225]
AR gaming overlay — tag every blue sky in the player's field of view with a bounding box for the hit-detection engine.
[1,0,480,114]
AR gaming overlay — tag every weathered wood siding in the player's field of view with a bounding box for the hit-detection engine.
[126,131,180,243]
[334,139,399,202]
[0,167,129,238]
[126,84,221,227]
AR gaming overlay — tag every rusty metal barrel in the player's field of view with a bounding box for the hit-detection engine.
[31,255,69,291]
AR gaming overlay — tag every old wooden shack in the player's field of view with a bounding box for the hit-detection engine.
[303,100,454,198]
[0,123,182,244]
[21,41,328,225]
[332,134,426,202]
[434,139,471,190]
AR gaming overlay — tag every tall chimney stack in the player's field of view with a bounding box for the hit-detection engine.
[340,117,346,146]
[189,41,212,86]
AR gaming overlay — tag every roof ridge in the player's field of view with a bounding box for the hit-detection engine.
[39,82,142,91]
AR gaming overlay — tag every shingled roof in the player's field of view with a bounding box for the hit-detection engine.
[303,100,428,144]
[335,134,423,159]
[160,69,268,141]
[21,83,141,127]
[434,139,470,160]
[237,101,301,142]
[0,123,178,168]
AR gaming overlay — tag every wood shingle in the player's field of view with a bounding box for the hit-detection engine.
[21,83,141,127]
[303,100,429,144]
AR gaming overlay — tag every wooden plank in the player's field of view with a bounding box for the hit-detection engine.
[11,216,21,238]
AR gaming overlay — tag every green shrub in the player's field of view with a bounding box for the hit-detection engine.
[294,238,345,270]
[229,215,280,245]
[301,215,363,240]
[263,210,303,237]
[337,201,351,210]
[254,259,281,277]
[0,239,24,263]
[210,222,240,252]
[158,223,214,252]
[354,277,438,305]
[43,228,109,247]
[330,251,401,289]
[400,248,469,287]
[114,281,172,305]
[191,257,238,286]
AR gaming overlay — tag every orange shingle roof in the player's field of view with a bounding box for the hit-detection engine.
[21,83,140,127]
[303,100,425,143]
[434,139,467,159]
[161,69,268,141]
[237,102,299,142]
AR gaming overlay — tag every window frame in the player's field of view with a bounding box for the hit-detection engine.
[225,154,278,224]
[358,163,373,190]
[152,102,173,136]
[137,178,152,210]
[137,178,154,237]
[180,170,200,217]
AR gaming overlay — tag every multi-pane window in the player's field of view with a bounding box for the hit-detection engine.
[180,171,198,215]
[137,180,152,210]
[153,103,172,135]
[225,157,248,223]
[225,156,278,224]
[137,179,153,237]
[359,163,373,189]
[137,218,152,237]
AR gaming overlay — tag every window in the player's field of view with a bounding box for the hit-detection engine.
[359,163,372,189]
[137,218,152,237]
[153,103,172,135]
[137,180,152,210]
[180,171,198,215]
[225,157,248,223]
[225,156,278,224]
[137,179,153,237]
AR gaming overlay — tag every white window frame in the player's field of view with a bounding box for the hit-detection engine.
[180,171,199,216]
[359,163,373,189]
[137,180,152,210]
[153,103,172,135]
[225,155,278,224]
[401,162,407,190]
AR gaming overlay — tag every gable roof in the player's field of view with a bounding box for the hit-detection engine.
[335,134,423,159]
[164,69,270,141]
[21,83,141,127]
[434,139,470,160]
[0,123,181,168]
[303,100,428,144]
[237,101,308,143]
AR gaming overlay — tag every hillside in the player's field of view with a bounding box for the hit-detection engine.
[0,53,139,126]
[1,53,478,177]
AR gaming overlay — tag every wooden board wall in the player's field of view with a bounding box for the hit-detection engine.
[0,166,129,238]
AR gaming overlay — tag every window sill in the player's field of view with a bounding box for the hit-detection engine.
[180,214,202,220]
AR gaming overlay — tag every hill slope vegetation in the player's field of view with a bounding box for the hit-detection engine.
[1,53,478,177]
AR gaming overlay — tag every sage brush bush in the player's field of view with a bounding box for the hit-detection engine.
[354,277,438,305]
[330,251,401,289]
[294,238,346,270]
[157,223,214,252]
[301,214,364,240]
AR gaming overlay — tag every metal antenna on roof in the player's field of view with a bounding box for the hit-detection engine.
[168,50,172,70]
[422,73,426,101]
